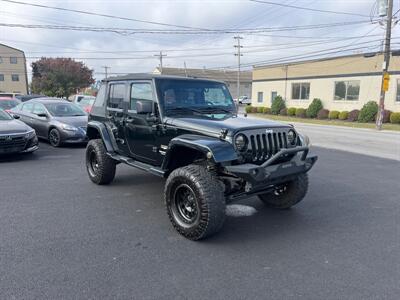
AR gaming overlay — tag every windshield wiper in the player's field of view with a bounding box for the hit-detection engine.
[202,106,234,115]
[165,107,204,115]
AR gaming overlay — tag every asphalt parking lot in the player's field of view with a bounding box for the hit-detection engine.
[1,142,399,299]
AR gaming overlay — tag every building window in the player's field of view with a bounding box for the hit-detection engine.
[10,57,17,64]
[257,92,263,103]
[0,74,4,81]
[397,79,400,102]
[11,74,19,81]
[291,82,310,100]
[334,80,360,101]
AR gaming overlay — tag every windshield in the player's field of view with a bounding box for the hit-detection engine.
[0,99,21,110]
[44,102,86,117]
[156,79,236,118]
[0,109,12,120]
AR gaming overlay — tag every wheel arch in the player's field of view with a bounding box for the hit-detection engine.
[86,121,115,152]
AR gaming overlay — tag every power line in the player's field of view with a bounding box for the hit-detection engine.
[0,0,210,31]
[249,0,371,18]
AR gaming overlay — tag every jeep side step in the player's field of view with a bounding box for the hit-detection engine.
[107,153,165,177]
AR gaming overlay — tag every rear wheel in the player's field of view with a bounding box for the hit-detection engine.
[48,128,61,147]
[165,164,226,240]
[258,174,309,209]
[86,139,116,185]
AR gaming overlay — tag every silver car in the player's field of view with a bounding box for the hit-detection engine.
[11,98,88,147]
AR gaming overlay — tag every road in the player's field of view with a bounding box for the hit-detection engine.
[239,108,400,161]
[1,143,399,299]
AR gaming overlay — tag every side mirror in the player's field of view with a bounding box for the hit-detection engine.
[136,100,153,114]
[37,113,48,118]
[12,114,20,119]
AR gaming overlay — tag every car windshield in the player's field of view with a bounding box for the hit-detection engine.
[0,99,21,110]
[156,79,236,118]
[0,109,12,120]
[44,102,86,117]
[79,97,95,106]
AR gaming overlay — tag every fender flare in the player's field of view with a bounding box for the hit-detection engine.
[86,121,115,152]
[162,134,238,170]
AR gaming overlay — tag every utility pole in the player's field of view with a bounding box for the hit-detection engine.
[102,66,110,79]
[154,51,167,73]
[376,0,393,130]
[234,36,243,100]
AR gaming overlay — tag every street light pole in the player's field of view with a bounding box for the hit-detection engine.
[234,36,243,100]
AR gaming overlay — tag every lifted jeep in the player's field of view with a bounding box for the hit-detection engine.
[85,74,317,240]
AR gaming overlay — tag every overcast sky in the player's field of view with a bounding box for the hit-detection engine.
[1,0,399,81]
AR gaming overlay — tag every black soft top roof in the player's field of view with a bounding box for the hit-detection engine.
[103,73,225,84]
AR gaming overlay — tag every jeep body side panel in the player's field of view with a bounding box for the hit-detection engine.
[162,134,238,170]
[86,120,116,152]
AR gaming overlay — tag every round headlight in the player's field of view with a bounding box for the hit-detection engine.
[287,129,297,145]
[235,134,248,151]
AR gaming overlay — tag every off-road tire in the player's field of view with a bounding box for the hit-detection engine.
[86,139,116,185]
[258,174,309,209]
[48,128,61,147]
[165,164,226,240]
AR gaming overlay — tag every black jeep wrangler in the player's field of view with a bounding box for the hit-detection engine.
[85,74,317,240]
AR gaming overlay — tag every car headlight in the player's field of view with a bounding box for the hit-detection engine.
[235,134,248,152]
[287,129,297,145]
[61,124,78,131]
[25,130,36,139]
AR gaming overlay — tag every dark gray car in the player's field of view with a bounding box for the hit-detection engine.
[11,98,88,147]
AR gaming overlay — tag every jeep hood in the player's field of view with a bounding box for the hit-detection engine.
[164,116,291,136]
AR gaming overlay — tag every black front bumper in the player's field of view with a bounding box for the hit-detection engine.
[225,146,318,186]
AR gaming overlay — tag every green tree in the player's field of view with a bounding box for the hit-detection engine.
[31,58,94,98]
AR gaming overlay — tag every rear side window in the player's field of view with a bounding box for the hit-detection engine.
[93,84,106,107]
[108,83,125,109]
[22,102,34,113]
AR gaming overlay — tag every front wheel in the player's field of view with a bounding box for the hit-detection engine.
[86,139,116,185]
[258,174,309,209]
[165,164,226,240]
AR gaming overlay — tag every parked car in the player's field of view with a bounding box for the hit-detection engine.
[71,95,95,104]
[76,96,95,113]
[0,109,38,154]
[16,94,46,102]
[0,97,21,112]
[0,92,22,98]
[11,98,88,147]
[85,74,317,240]
[238,96,251,105]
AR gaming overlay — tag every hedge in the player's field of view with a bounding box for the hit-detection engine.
[280,108,288,116]
[245,106,253,113]
[287,107,296,116]
[271,96,286,115]
[347,109,360,122]
[338,111,349,120]
[358,101,378,122]
[317,109,329,120]
[257,106,264,113]
[306,98,323,118]
[390,112,400,124]
[262,107,271,114]
[295,108,306,118]
[329,110,340,119]
[382,110,392,123]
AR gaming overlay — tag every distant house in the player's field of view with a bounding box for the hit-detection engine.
[153,67,252,99]
[0,43,28,95]
[252,51,400,112]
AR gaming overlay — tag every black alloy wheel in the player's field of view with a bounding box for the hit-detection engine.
[49,128,61,147]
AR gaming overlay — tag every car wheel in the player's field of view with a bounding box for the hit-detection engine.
[48,128,62,147]
[258,174,308,209]
[165,164,226,240]
[85,139,116,185]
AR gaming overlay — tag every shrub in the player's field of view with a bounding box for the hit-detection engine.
[317,109,329,120]
[262,107,271,114]
[338,111,349,120]
[347,109,360,122]
[257,106,264,113]
[245,106,253,113]
[295,108,306,118]
[390,112,400,124]
[306,98,323,118]
[280,108,287,116]
[251,106,258,113]
[271,95,286,115]
[383,110,392,123]
[287,107,296,116]
[329,110,340,119]
[358,101,378,122]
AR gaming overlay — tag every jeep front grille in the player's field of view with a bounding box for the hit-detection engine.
[240,128,294,163]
